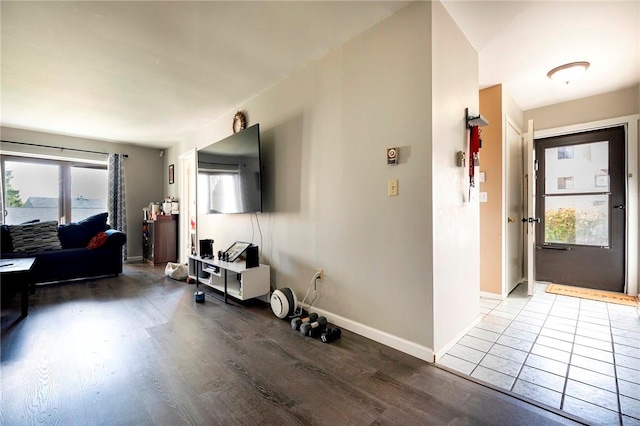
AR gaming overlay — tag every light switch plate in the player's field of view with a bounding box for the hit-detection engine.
[479,192,488,203]
[479,171,486,183]
[388,179,398,196]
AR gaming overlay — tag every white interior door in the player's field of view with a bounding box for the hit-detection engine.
[525,119,536,296]
[505,118,523,295]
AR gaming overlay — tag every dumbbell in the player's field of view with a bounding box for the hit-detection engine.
[308,323,328,338]
[321,327,342,343]
[299,316,327,336]
[291,313,319,330]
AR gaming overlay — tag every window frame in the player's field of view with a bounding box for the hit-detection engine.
[1,154,107,225]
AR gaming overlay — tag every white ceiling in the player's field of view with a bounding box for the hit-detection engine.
[443,0,640,111]
[1,1,638,148]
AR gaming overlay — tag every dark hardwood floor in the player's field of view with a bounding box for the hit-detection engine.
[1,264,583,425]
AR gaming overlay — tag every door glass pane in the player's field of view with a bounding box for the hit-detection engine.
[3,161,59,224]
[70,167,107,222]
[545,141,609,194]
[544,194,609,246]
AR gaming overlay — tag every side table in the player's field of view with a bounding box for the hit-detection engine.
[0,257,36,317]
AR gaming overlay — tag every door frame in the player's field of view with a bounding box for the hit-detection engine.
[178,149,197,264]
[533,114,638,297]
[503,116,524,297]
[525,120,536,296]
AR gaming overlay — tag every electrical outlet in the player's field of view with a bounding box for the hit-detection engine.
[316,268,323,281]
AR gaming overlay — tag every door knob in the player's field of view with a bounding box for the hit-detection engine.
[522,217,541,223]
[508,217,515,223]
[614,205,625,209]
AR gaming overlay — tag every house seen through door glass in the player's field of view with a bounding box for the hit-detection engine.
[2,157,107,225]
[543,141,609,247]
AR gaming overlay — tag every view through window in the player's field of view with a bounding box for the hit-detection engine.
[2,157,107,225]
[543,141,609,246]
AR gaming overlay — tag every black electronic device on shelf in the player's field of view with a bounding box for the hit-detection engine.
[245,245,259,268]
[199,239,214,259]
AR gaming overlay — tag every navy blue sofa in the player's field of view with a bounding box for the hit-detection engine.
[0,213,126,285]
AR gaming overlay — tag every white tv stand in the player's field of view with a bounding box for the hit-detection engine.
[188,255,270,303]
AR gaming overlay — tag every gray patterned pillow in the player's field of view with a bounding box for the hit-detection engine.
[8,221,62,254]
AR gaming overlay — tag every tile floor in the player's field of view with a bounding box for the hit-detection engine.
[438,282,640,425]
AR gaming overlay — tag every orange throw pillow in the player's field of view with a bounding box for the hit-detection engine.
[87,231,108,250]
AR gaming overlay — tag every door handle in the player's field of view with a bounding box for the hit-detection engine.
[508,217,515,223]
[539,245,573,251]
[614,205,625,209]
[521,217,541,223]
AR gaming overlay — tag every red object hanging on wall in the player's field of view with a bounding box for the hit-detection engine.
[469,125,481,187]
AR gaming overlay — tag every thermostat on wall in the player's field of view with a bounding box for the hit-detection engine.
[387,147,398,165]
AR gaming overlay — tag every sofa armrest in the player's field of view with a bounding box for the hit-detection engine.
[104,229,127,249]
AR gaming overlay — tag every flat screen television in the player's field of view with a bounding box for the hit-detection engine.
[197,123,262,214]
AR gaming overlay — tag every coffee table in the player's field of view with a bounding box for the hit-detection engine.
[0,257,36,317]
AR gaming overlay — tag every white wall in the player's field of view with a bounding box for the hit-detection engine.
[503,90,524,131]
[0,126,165,257]
[430,1,481,354]
[169,1,480,361]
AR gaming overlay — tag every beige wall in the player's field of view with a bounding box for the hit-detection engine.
[523,86,639,131]
[0,126,165,257]
[477,85,524,298]
[167,1,480,359]
[479,85,503,295]
[430,0,480,353]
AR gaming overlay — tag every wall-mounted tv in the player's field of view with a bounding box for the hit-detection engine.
[197,123,262,214]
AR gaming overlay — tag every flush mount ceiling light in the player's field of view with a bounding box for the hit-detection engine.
[547,61,590,84]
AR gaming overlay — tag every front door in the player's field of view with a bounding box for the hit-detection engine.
[535,126,625,292]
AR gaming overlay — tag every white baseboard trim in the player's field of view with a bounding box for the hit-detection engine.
[125,256,143,263]
[434,314,483,362]
[300,304,435,363]
[479,291,506,300]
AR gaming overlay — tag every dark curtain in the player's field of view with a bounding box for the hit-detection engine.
[108,153,127,260]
